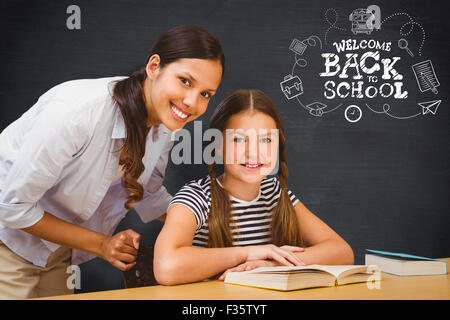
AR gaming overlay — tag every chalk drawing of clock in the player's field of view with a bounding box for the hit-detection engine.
[344,105,362,123]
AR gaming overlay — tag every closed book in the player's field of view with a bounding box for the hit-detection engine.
[365,249,447,276]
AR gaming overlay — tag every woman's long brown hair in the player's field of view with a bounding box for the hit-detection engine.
[207,89,303,248]
[112,26,225,210]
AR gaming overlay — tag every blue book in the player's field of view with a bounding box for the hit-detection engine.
[365,249,447,276]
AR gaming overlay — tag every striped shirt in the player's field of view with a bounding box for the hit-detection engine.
[168,176,300,247]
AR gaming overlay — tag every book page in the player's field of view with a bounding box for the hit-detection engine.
[245,264,368,278]
[305,265,369,278]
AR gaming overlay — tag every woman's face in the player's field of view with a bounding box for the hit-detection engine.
[143,55,223,132]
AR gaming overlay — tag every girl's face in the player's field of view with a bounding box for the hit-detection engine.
[143,55,223,132]
[222,110,279,186]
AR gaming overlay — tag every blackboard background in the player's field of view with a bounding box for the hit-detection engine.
[1,0,449,293]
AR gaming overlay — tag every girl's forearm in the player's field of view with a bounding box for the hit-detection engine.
[22,211,108,259]
[296,239,354,265]
[154,245,247,285]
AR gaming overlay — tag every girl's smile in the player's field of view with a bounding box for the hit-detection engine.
[239,162,265,174]
[240,162,264,169]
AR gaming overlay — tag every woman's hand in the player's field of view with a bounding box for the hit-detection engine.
[244,244,305,267]
[100,229,141,271]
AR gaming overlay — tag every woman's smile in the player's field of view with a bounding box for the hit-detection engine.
[170,102,191,122]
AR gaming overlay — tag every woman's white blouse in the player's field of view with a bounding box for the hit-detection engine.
[0,77,174,266]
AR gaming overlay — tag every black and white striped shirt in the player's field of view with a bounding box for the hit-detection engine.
[168,176,300,247]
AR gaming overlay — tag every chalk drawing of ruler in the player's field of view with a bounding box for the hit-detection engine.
[411,60,440,94]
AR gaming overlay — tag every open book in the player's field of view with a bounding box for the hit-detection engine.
[224,264,381,291]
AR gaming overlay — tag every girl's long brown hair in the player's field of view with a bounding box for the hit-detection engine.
[112,26,225,210]
[207,89,303,248]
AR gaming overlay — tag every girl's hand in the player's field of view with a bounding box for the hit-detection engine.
[218,250,307,281]
[218,259,279,281]
[100,229,141,271]
[244,244,305,267]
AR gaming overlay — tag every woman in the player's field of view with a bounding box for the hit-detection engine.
[0,25,224,299]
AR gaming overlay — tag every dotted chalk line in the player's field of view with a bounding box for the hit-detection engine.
[381,12,426,56]
[324,8,346,45]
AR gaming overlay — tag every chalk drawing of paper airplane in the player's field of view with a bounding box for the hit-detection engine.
[418,100,441,115]
[280,74,303,100]
[411,60,440,94]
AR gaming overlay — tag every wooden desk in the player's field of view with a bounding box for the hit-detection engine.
[41,258,449,300]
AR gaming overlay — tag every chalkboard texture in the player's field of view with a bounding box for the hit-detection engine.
[1,0,449,293]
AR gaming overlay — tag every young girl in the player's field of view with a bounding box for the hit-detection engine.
[0,25,224,299]
[154,89,354,285]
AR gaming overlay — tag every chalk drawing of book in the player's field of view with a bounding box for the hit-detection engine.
[411,60,440,94]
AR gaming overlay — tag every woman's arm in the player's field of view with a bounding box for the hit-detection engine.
[22,211,141,271]
[154,204,304,285]
[293,201,354,265]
